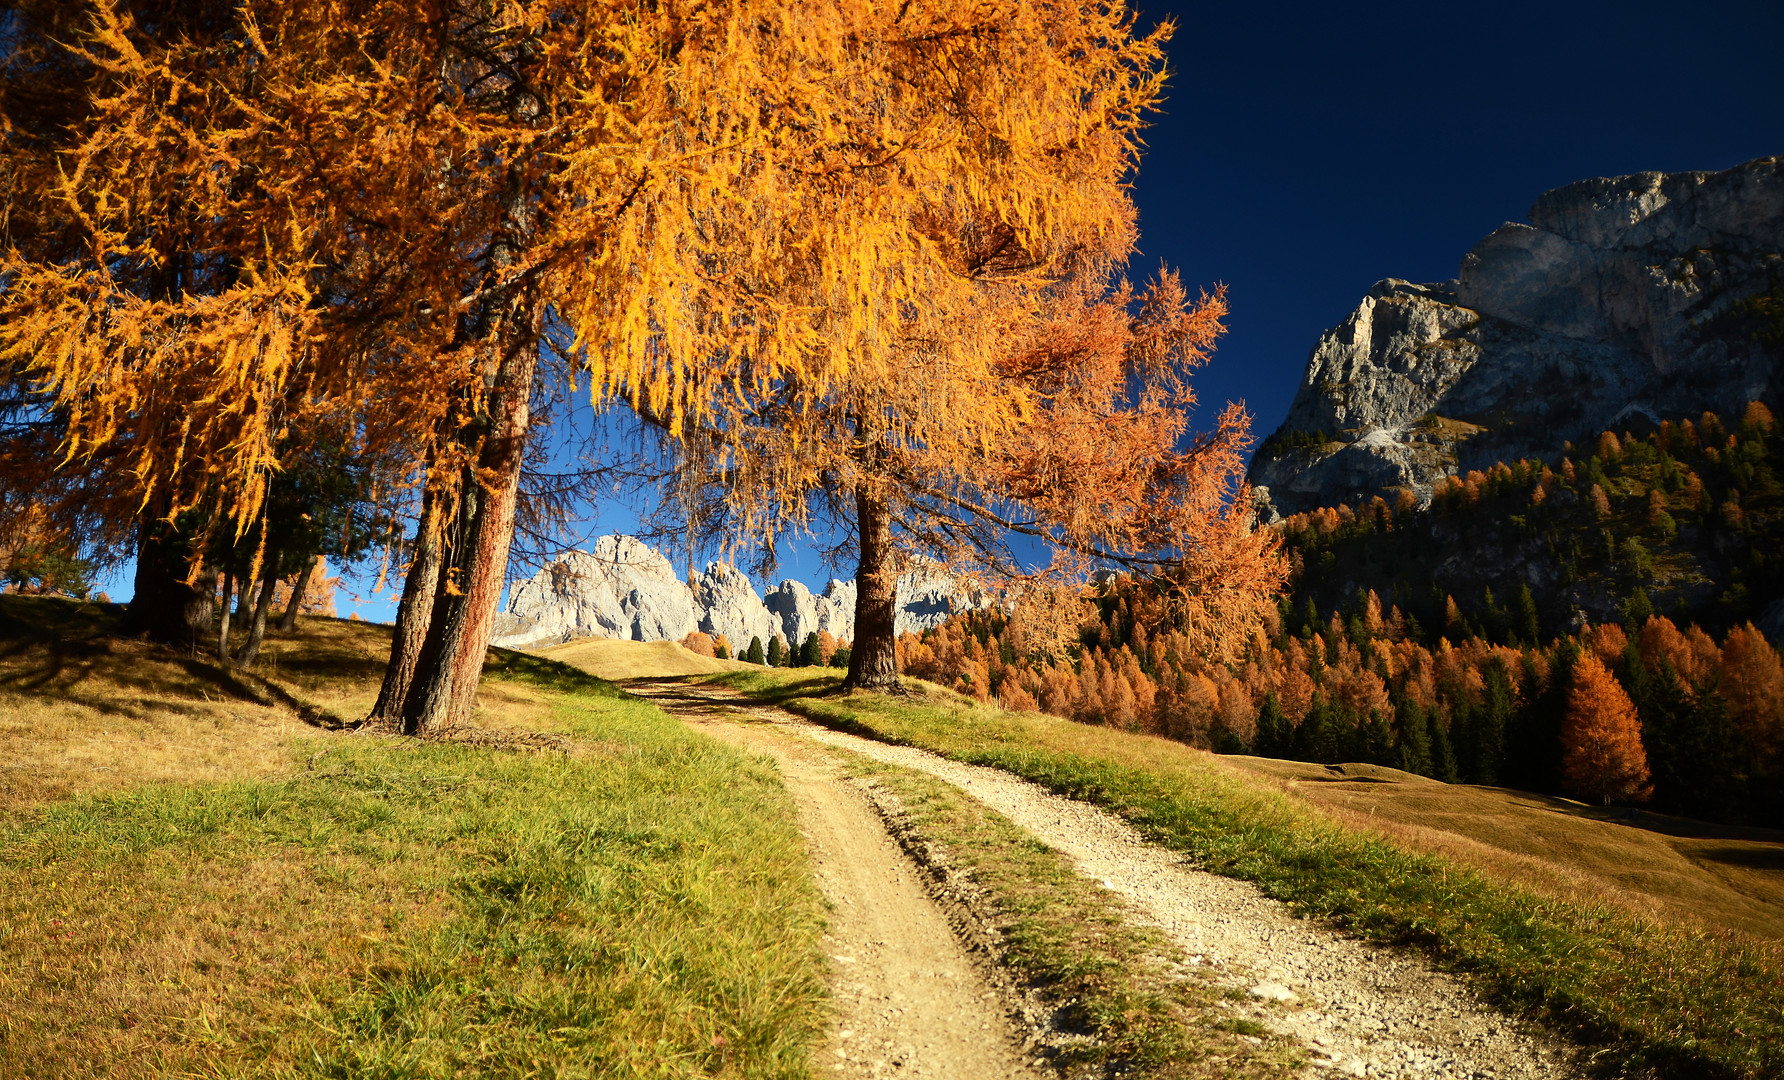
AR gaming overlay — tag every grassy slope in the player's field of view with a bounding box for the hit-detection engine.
[1224,757,1784,942]
[537,637,752,680]
[0,597,826,1079]
[713,667,1784,1080]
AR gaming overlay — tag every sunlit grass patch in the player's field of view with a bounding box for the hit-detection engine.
[0,602,826,1079]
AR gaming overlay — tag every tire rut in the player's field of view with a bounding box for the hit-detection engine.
[642,684,1044,1080]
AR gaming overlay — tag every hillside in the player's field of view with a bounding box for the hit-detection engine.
[881,401,1784,829]
[0,597,827,1078]
[8,596,1784,1078]
[1276,402,1784,639]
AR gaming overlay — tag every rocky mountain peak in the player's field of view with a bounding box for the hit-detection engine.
[1251,156,1784,517]
[493,536,993,651]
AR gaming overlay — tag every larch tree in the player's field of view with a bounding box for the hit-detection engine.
[1562,652,1653,806]
[1721,623,1784,770]
[657,247,1283,692]
[601,1,1261,693]
[3,0,1175,730]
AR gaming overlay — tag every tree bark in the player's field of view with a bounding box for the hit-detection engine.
[123,520,217,652]
[369,487,445,726]
[277,556,319,633]
[400,325,540,734]
[217,570,236,661]
[233,561,279,668]
[844,481,903,692]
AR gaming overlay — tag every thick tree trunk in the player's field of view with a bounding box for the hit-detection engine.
[234,562,279,668]
[844,482,903,692]
[277,556,319,633]
[400,328,540,734]
[123,521,217,652]
[369,488,445,726]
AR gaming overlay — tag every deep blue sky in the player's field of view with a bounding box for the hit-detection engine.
[95,1,1784,619]
[1132,0,1784,442]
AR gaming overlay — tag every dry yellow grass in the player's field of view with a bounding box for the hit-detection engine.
[0,601,558,818]
[0,604,305,814]
[0,596,827,1078]
[536,636,754,680]
[1221,756,1784,941]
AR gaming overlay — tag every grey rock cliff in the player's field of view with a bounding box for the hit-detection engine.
[499,535,699,647]
[1250,156,1784,515]
[494,537,994,650]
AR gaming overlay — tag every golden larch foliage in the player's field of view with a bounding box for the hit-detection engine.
[1562,652,1652,806]
[1722,623,1784,765]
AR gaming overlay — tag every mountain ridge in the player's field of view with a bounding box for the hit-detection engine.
[1250,156,1784,517]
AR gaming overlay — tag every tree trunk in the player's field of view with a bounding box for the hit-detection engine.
[217,570,236,662]
[234,561,279,668]
[400,327,540,734]
[234,574,256,625]
[277,556,319,633]
[369,488,445,726]
[844,481,903,692]
[123,520,217,652]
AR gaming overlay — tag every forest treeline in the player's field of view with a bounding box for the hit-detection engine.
[900,404,1784,827]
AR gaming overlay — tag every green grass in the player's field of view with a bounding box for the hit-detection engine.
[712,668,1784,1080]
[1,652,827,1079]
[835,751,1300,1078]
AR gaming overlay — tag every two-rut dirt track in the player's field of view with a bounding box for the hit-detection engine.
[626,679,1582,1080]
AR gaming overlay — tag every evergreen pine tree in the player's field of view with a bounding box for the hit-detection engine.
[1393,693,1433,777]
[766,634,784,667]
[1474,658,1515,785]
[1294,697,1340,763]
[1502,647,1567,794]
[1255,692,1291,757]
[745,636,766,664]
[1426,706,1459,783]
[1358,709,1395,765]
[1515,583,1541,646]
[801,631,822,667]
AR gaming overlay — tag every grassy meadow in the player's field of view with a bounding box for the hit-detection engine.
[712,666,1784,1080]
[0,597,826,1079]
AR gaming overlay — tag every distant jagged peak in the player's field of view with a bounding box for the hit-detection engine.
[495,535,993,651]
[1251,155,1784,518]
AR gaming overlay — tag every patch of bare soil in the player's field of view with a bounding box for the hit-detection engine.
[652,682,1584,1080]
[642,686,1042,1080]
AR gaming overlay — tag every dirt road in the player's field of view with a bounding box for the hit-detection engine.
[635,680,1580,1079]
[648,685,1043,1080]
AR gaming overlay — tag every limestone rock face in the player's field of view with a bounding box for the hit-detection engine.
[1250,156,1784,515]
[495,536,997,650]
[762,578,860,648]
[894,566,990,635]
[497,535,698,647]
[691,561,779,651]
